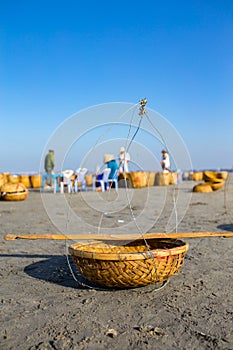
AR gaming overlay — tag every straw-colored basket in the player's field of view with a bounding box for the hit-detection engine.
[0,174,6,188]
[193,172,203,181]
[169,172,178,185]
[0,182,28,201]
[216,171,228,180]
[193,183,213,193]
[30,174,42,188]
[69,239,189,288]
[129,171,148,188]
[203,171,217,182]
[210,180,225,191]
[8,174,20,184]
[20,175,31,188]
[147,171,156,186]
[154,172,170,186]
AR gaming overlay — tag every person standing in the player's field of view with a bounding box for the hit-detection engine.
[161,149,170,173]
[119,147,130,173]
[44,149,55,186]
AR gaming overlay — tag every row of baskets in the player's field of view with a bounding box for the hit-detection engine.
[0,170,228,192]
[183,170,228,182]
[0,173,42,189]
[0,172,179,190]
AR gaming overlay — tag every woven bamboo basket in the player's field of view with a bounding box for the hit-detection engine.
[30,174,42,188]
[0,174,6,188]
[210,180,225,191]
[203,171,217,182]
[8,174,20,184]
[129,171,148,188]
[147,171,156,186]
[0,182,28,201]
[193,183,213,193]
[20,175,31,188]
[193,172,203,181]
[169,172,178,185]
[3,172,10,182]
[154,172,170,186]
[216,171,228,180]
[69,239,189,288]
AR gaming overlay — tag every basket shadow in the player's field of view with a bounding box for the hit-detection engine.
[23,255,95,290]
[217,224,233,231]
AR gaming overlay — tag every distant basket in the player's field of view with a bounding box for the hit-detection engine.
[210,180,225,191]
[8,174,20,184]
[216,171,228,180]
[20,175,31,188]
[203,171,217,182]
[30,174,42,188]
[129,171,148,188]
[0,174,6,188]
[193,172,203,181]
[154,172,170,186]
[193,183,213,193]
[0,182,28,201]
[69,239,189,289]
[169,172,178,185]
[147,171,156,186]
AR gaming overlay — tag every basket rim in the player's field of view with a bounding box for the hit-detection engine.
[69,239,189,261]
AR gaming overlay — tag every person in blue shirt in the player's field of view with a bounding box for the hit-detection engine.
[104,154,119,179]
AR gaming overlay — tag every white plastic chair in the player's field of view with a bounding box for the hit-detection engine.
[107,173,119,191]
[60,170,74,193]
[93,168,111,192]
[74,168,88,192]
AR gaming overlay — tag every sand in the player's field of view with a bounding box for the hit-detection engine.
[0,177,233,350]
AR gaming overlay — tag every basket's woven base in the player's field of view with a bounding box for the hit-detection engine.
[70,239,188,289]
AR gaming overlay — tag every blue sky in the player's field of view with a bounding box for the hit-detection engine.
[1,0,233,173]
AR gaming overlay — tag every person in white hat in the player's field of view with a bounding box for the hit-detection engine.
[119,147,130,173]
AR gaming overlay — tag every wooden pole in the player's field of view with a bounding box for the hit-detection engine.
[4,232,233,241]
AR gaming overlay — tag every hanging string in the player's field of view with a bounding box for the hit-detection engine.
[63,99,177,290]
[63,102,141,289]
[82,102,140,168]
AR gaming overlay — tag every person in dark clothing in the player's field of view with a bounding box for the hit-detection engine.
[44,149,55,186]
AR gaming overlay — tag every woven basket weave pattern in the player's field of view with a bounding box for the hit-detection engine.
[69,239,188,288]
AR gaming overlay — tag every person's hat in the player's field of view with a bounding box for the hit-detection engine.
[120,147,125,153]
[104,154,114,163]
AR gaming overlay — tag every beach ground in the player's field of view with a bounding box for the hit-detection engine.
[0,177,233,350]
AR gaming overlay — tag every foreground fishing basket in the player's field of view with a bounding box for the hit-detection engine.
[69,239,189,288]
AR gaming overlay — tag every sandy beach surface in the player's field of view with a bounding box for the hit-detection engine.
[1,177,233,350]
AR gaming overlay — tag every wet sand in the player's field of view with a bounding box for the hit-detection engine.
[0,178,233,350]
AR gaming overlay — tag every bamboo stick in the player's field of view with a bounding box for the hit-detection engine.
[4,232,233,241]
